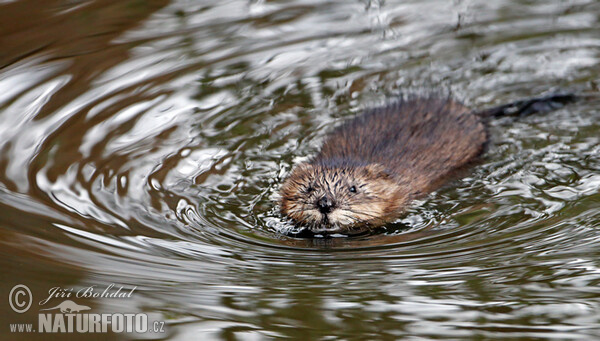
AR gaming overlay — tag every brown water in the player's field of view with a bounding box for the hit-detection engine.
[1,0,599,339]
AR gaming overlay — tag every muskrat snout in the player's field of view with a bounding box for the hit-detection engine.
[316,196,335,214]
[279,162,403,234]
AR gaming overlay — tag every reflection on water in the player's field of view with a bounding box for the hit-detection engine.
[1,0,599,339]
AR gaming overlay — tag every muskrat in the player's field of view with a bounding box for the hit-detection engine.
[279,93,574,235]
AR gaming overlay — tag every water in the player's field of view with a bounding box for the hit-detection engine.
[1,0,599,339]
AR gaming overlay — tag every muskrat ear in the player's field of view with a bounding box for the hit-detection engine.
[364,164,391,179]
[289,162,316,179]
[294,163,315,173]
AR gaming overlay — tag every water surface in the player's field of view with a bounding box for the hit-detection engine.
[1,0,599,339]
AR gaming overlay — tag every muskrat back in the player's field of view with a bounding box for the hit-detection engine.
[315,97,486,190]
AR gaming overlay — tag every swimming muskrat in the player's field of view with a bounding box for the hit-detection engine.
[279,93,574,235]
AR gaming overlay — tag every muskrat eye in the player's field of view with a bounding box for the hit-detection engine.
[349,186,356,193]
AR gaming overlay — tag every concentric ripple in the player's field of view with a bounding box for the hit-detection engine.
[1,0,599,339]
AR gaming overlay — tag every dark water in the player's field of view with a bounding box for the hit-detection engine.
[1,0,599,339]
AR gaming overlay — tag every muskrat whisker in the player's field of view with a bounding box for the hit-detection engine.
[340,214,364,225]
[295,214,316,226]
[346,209,380,219]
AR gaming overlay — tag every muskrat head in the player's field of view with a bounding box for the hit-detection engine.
[279,162,405,234]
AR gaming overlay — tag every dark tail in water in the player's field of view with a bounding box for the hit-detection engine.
[477,93,577,118]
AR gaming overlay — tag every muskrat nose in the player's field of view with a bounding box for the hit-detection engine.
[317,196,334,214]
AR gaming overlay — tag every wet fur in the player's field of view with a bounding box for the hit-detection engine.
[280,96,487,234]
[316,96,486,195]
[279,93,575,235]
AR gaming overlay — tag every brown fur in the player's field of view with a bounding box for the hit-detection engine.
[280,96,487,234]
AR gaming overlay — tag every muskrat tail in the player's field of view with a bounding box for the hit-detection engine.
[476,92,577,118]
